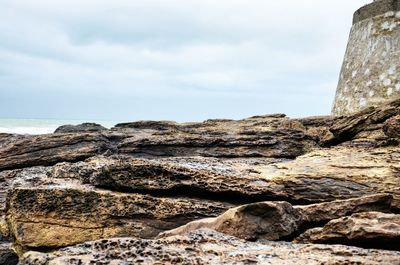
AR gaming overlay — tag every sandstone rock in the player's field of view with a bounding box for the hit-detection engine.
[0,217,9,240]
[295,212,400,250]
[49,145,400,208]
[19,229,400,265]
[3,144,400,249]
[295,194,393,224]
[50,155,294,203]
[159,201,303,241]
[384,115,400,139]
[117,127,315,159]
[54,123,107,134]
[7,186,231,248]
[260,146,400,208]
[330,97,400,143]
[113,114,321,159]
[114,120,179,130]
[159,195,392,241]
[1,97,400,260]
[0,243,18,265]
[0,133,114,170]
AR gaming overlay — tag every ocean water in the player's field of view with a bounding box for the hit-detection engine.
[0,119,120,135]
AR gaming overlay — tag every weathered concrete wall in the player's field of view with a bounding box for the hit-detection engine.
[332,0,400,116]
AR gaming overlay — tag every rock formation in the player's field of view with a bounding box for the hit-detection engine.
[1,97,400,264]
[18,230,400,265]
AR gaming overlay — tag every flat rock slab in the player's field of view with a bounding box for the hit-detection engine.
[159,195,392,241]
[7,187,231,248]
[296,211,400,250]
[49,144,400,207]
[259,146,400,208]
[19,229,400,265]
[0,133,113,171]
[160,201,303,241]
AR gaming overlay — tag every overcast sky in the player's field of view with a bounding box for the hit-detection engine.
[0,0,369,122]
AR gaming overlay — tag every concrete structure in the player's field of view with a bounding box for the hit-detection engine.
[332,0,400,115]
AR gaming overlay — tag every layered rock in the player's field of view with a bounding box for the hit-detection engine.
[54,123,107,134]
[159,195,393,241]
[8,186,231,248]
[296,212,400,250]
[19,230,400,265]
[160,201,303,241]
[1,98,400,263]
[0,133,114,170]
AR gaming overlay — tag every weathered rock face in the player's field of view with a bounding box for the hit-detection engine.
[0,243,18,265]
[160,201,303,241]
[19,230,400,265]
[332,0,400,115]
[115,117,317,159]
[7,186,231,248]
[54,123,107,134]
[0,133,114,171]
[384,115,400,138]
[159,195,393,241]
[296,194,393,224]
[295,212,400,251]
[1,98,400,263]
[0,114,321,172]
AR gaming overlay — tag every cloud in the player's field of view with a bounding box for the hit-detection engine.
[0,0,369,121]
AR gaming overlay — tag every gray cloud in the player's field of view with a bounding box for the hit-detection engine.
[0,0,369,121]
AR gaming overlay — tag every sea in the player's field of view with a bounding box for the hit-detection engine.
[0,118,121,135]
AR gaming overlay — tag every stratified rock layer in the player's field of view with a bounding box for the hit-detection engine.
[19,230,400,265]
[296,211,400,250]
[159,195,393,241]
[8,187,231,248]
[1,98,400,263]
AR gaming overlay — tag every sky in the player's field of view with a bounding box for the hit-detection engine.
[0,0,370,122]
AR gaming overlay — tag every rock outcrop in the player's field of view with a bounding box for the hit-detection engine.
[295,212,400,250]
[19,230,400,265]
[159,194,393,241]
[8,186,231,248]
[54,123,107,134]
[1,98,400,264]
[160,201,303,241]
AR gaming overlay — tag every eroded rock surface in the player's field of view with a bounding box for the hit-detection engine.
[54,123,107,134]
[7,186,231,248]
[160,201,303,241]
[296,212,400,250]
[0,133,113,170]
[159,195,393,241]
[1,98,400,263]
[0,243,18,265]
[19,230,400,265]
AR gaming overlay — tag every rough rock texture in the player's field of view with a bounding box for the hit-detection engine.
[19,230,400,265]
[159,201,303,241]
[0,243,18,265]
[296,212,400,250]
[296,194,393,224]
[384,114,400,138]
[7,186,231,248]
[1,98,400,263]
[159,195,393,241]
[54,123,107,134]
[332,0,400,115]
[115,116,317,159]
[0,133,114,170]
